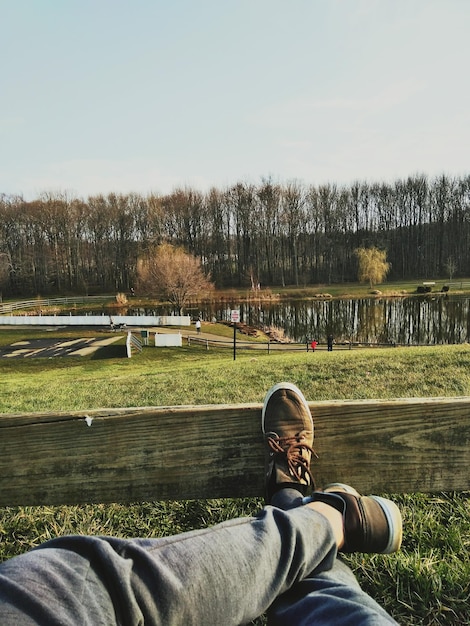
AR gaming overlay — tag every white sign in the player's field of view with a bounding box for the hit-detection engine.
[231,309,240,323]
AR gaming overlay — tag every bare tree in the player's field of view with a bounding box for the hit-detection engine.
[281,180,306,286]
[445,256,457,281]
[0,252,13,300]
[137,243,213,314]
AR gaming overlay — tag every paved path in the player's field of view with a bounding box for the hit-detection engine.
[0,325,387,358]
[0,336,121,358]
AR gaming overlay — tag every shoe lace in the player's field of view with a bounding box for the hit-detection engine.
[267,432,317,486]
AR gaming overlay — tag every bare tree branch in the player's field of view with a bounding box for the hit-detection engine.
[137,243,213,314]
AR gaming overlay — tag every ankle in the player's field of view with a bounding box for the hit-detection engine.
[306,501,344,549]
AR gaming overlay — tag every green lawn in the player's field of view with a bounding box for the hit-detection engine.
[0,328,469,624]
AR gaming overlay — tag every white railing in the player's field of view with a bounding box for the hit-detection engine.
[126,332,143,358]
[0,314,190,326]
[0,296,111,314]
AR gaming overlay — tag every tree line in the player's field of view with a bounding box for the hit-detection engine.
[1,173,469,297]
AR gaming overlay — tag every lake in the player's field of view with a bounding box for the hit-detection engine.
[186,295,470,345]
[88,294,470,345]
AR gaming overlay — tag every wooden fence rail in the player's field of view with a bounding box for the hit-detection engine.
[1,396,469,506]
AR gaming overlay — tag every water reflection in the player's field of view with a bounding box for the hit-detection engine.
[190,295,470,345]
[92,295,470,345]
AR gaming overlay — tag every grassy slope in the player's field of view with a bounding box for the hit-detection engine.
[0,330,469,624]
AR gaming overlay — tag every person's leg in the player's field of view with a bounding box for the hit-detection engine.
[269,558,398,625]
[262,383,402,555]
[0,504,339,626]
[263,382,401,625]
[269,490,399,624]
[269,492,398,625]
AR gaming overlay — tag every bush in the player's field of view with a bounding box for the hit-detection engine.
[115,292,128,305]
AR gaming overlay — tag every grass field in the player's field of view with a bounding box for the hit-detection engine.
[0,328,469,624]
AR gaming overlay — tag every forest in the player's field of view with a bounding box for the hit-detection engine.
[0,173,469,297]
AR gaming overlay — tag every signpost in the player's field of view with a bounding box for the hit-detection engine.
[231,309,240,360]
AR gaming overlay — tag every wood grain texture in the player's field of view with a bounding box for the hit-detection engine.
[1,397,469,505]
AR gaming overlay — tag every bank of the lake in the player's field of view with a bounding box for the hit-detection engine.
[214,277,470,301]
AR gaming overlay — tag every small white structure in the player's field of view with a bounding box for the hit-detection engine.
[154,333,182,347]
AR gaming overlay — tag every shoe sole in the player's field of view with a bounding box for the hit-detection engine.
[261,382,313,435]
[322,483,403,554]
[371,496,403,553]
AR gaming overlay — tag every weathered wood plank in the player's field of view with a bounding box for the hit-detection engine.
[1,397,469,506]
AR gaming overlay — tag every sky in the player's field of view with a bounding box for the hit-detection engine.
[1,0,469,200]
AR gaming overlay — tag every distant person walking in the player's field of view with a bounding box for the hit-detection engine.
[310,340,317,351]
[195,319,202,333]
[327,334,334,351]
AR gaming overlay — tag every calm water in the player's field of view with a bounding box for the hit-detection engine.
[97,295,470,345]
[187,295,470,345]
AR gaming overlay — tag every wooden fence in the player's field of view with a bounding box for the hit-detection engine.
[1,396,469,506]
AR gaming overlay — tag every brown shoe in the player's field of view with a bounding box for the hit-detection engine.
[309,483,403,554]
[262,382,316,502]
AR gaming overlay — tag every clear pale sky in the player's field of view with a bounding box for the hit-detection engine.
[2,0,469,200]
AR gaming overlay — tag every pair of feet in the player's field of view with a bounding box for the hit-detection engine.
[262,382,403,554]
